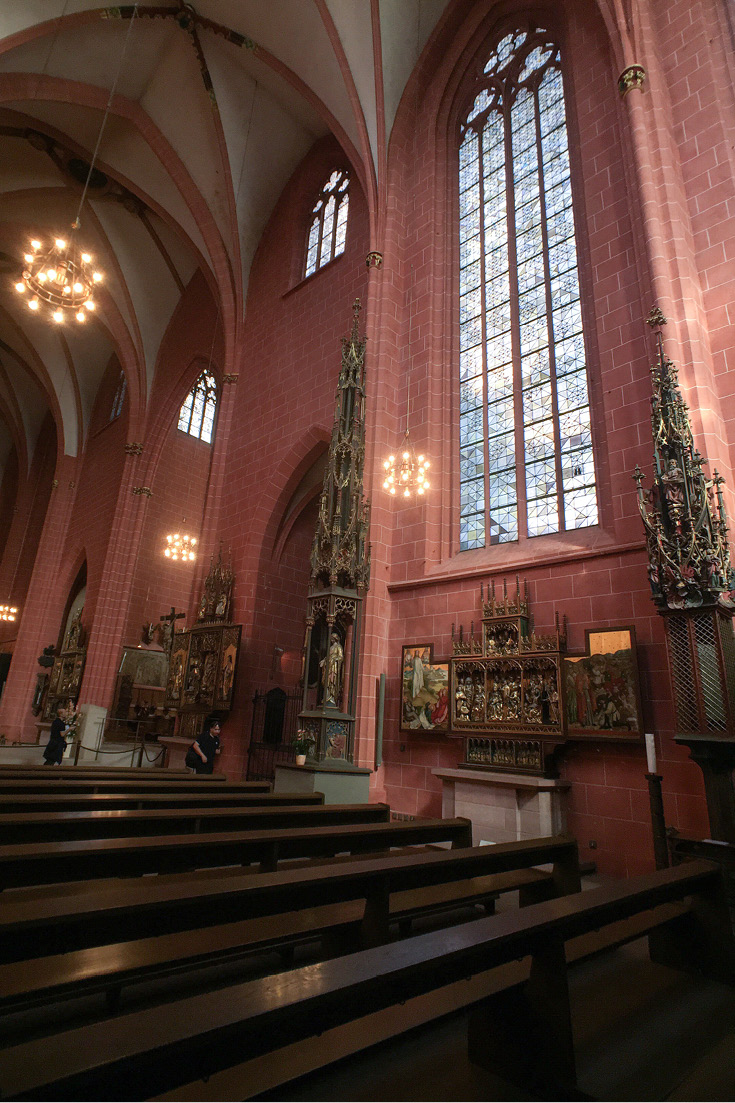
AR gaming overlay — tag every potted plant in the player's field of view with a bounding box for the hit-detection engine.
[292,730,315,765]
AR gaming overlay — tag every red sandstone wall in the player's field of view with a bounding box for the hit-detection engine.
[125,425,211,645]
[0,419,57,651]
[58,361,128,636]
[217,135,370,778]
[372,0,713,878]
[0,446,18,566]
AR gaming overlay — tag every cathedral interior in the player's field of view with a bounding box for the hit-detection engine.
[2,1,735,1099]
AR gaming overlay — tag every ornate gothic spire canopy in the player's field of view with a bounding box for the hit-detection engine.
[633,308,735,610]
[310,298,371,595]
[196,542,234,624]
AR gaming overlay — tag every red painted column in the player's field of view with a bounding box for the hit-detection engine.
[78,445,153,712]
[0,455,79,741]
[355,253,402,792]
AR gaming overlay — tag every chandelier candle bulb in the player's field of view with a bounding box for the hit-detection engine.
[382,429,433,502]
[164,533,197,562]
[17,235,102,321]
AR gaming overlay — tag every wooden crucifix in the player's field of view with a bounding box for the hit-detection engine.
[159,607,185,652]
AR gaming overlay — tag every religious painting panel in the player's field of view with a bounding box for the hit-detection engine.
[119,647,168,690]
[400,644,450,733]
[165,635,189,708]
[214,625,241,710]
[562,626,643,741]
[183,629,221,709]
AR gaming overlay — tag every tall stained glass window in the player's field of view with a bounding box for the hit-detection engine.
[110,371,126,421]
[458,26,598,551]
[304,169,349,277]
[178,370,217,444]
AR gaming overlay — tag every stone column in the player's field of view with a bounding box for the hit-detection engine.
[354,250,397,789]
[77,443,152,712]
[0,455,79,741]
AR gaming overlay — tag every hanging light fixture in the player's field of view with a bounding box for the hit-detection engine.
[17,237,101,323]
[15,5,139,323]
[383,433,430,498]
[382,264,433,501]
[164,534,197,562]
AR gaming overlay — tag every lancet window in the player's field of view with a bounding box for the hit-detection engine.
[110,371,126,421]
[177,370,217,444]
[305,169,349,277]
[458,26,598,551]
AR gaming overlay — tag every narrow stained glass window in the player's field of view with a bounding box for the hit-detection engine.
[304,169,349,277]
[178,370,217,444]
[110,371,126,421]
[458,26,598,550]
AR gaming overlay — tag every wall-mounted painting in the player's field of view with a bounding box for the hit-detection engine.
[400,643,450,733]
[562,626,643,741]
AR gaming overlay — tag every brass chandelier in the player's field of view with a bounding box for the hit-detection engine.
[164,534,197,562]
[15,5,140,323]
[383,430,430,498]
[382,269,432,500]
[16,235,101,323]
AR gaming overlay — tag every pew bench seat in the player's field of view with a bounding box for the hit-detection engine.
[0,864,558,1017]
[0,860,727,1102]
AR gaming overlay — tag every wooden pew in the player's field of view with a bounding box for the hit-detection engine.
[0,817,473,890]
[0,860,730,1101]
[0,766,194,778]
[0,778,269,796]
[0,836,579,1011]
[0,802,390,844]
[0,791,325,813]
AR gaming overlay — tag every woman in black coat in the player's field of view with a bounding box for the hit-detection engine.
[190,714,222,775]
[43,705,69,765]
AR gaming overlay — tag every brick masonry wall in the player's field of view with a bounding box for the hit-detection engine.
[216,134,370,779]
[1,0,731,877]
[125,426,211,645]
[59,361,127,634]
[0,414,57,648]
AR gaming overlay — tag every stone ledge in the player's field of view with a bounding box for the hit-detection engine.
[432,766,570,791]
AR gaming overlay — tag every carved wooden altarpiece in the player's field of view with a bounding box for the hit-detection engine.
[451,578,567,777]
[165,547,242,742]
[42,610,86,721]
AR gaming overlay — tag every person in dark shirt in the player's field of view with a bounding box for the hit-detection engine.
[190,714,222,775]
[43,705,69,765]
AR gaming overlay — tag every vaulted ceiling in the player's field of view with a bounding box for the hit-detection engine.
[0,0,451,478]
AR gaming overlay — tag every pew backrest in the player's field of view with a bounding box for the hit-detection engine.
[0,859,725,1101]
[0,802,390,844]
[0,834,578,960]
[0,791,324,813]
[0,816,473,890]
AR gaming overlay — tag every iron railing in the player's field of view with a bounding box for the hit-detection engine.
[246,688,302,781]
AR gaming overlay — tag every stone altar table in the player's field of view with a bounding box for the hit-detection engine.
[432,766,569,845]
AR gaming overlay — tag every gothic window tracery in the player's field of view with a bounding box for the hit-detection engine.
[110,371,126,421]
[178,370,217,444]
[458,26,598,551]
[304,169,350,277]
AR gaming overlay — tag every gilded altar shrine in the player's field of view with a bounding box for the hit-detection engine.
[165,546,241,742]
[451,578,566,776]
[42,610,86,721]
